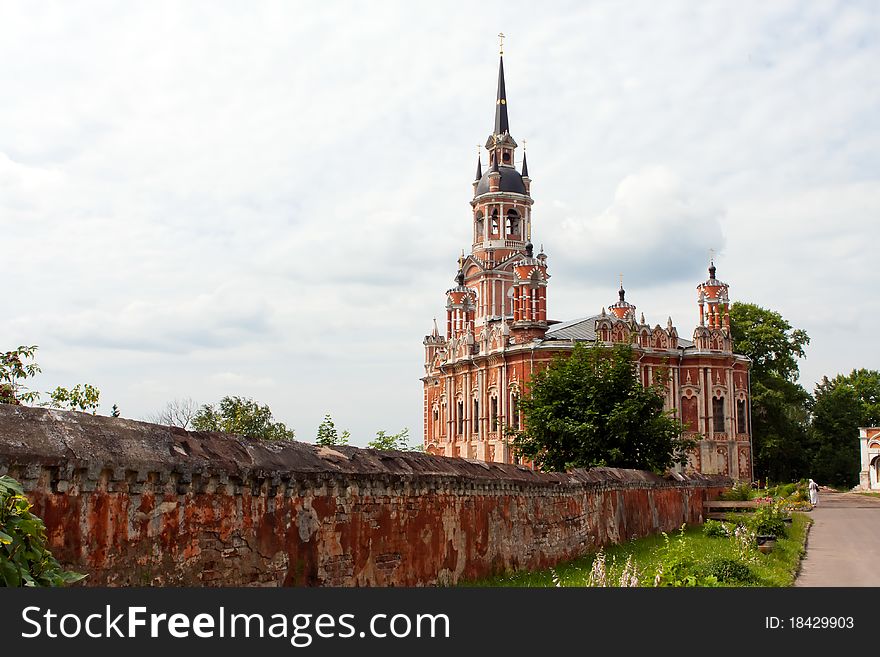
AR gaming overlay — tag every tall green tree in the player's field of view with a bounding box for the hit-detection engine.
[192,396,295,441]
[512,342,693,473]
[810,369,880,488]
[316,414,350,446]
[729,303,811,482]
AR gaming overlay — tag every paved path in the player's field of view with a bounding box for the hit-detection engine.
[795,490,880,586]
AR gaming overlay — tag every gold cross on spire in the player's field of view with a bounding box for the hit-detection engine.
[709,247,715,264]
[498,32,505,55]
[619,273,624,288]
[523,138,527,152]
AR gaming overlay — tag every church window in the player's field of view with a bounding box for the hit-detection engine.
[491,397,498,430]
[511,392,520,429]
[491,210,499,235]
[457,401,464,435]
[713,397,725,433]
[505,210,520,238]
[502,150,510,164]
[736,399,747,434]
[472,399,479,433]
[475,213,484,241]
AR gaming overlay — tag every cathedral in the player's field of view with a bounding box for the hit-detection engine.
[421,49,753,480]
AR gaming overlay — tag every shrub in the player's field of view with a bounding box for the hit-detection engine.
[719,482,753,501]
[702,520,730,538]
[701,557,755,583]
[750,503,787,538]
[0,475,85,587]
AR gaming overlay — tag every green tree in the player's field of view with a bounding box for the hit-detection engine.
[191,396,295,441]
[0,346,41,405]
[0,475,86,587]
[316,414,350,446]
[810,369,880,488]
[512,342,693,473]
[729,303,811,482]
[44,384,101,414]
[367,427,421,451]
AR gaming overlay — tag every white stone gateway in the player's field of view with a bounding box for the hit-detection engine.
[858,427,880,490]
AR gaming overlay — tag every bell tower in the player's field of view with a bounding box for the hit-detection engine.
[460,39,546,342]
[694,259,733,352]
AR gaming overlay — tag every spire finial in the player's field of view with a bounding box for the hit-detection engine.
[498,32,505,55]
[494,42,509,136]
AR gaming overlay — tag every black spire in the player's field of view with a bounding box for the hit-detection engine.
[494,55,509,136]
[456,269,465,286]
[709,261,716,280]
[475,154,482,181]
[521,150,529,178]
[619,285,626,302]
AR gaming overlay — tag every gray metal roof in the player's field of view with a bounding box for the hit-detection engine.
[544,315,599,341]
[544,315,694,348]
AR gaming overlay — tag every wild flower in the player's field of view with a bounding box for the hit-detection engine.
[653,564,663,587]
[619,555,640,587]
[733,524,757,562]
[550,567,562,588]
[588,550,608,587]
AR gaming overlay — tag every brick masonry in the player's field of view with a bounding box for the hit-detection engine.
[0,405,730,586]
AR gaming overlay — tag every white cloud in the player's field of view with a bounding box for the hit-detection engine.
[1,1,878,445]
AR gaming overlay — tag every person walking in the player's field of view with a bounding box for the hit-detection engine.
[808,478,819,506]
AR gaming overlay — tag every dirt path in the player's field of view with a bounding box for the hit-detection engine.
[794,490,880,586]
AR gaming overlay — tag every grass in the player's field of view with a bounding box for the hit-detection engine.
[856,491,880,499]
[465,513,812,587]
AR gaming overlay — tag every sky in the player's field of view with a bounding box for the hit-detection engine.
[1,1,878,446]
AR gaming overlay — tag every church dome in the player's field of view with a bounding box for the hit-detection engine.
[474,165,526,195]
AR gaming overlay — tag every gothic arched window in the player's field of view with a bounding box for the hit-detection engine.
[475,212,484,242]
[491,209,499,235]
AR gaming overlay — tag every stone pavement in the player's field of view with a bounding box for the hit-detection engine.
[795,490,880,586]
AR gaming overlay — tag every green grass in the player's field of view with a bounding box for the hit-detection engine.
[856,491,880,499]
[465,513,812,587]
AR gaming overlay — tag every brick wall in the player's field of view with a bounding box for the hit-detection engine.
[0,405,730,586]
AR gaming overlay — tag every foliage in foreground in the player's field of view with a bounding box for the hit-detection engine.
[0,475,85,587]
[192,396,295,441]
[512,342,694,472]
[466,513,811,588]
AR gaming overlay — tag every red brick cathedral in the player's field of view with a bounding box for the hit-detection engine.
[422,52,753,480]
